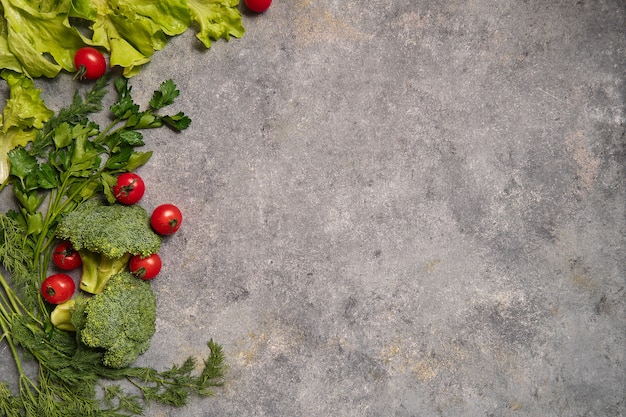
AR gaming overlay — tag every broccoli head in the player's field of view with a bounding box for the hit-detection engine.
[75,272,157,368]
[56,199,162,294]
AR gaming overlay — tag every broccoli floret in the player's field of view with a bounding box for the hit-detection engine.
[75,272,157,368]
[56,199,162,294]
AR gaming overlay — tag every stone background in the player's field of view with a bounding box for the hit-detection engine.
[2,0,625,416]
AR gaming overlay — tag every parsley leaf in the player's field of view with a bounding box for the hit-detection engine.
[150,79,181,109]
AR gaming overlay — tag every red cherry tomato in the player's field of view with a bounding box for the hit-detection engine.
[41,274,76,304]
[129,253,162,280]
[244,0,272,13]
[74,47,107,80]
[151,204,183,235]
[52,241,82,270]
[112,172,145,205]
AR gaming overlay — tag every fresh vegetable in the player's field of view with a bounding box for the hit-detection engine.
[41,273,76,304]
[74,47,107,80]
[49,299,78,331]
[151,203,183,235]
[52,240,83,270]
[0,78,225,416]
[0,0,245,78]
[0,71,53,183]
[74,272,157,368]
[245,0,272,13]
[113,172,146,205]
[56,199,162,294]
[0,1,85,78]
[130,253,162,280]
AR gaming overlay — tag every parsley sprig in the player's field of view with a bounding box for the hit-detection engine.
[0,77,224,416]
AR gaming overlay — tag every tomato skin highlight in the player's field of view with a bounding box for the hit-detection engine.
[113,173,145,205]
[74,47,107,80]
[151,204,183,235]
[129,253,162,280]
[244,0,272,13]
[52,241,82,270]
[41,274,76,304]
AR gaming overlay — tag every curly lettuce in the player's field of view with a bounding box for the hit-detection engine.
[0,0,245,78]
[0,71,52,183]
[188,0,245,48]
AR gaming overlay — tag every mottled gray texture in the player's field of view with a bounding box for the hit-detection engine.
[2,0,625,416]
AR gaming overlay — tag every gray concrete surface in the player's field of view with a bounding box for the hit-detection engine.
[3,0,626,416]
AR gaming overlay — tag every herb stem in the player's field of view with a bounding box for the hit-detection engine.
[0,273,44,327]
[90,114,128,147]
[0,300,40,405]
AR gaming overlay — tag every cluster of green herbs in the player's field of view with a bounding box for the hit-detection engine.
[0,77,224,416]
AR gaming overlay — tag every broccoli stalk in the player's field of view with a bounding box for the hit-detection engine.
[55,199,162,294]
[78,250,131,294]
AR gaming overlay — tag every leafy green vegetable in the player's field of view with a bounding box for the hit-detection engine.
[0,0,85,78]
[188,0,246,48]
[0,0,245,78]
[0,77,225,416]
[0,71,53,183]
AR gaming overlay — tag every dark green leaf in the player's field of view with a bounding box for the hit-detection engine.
[83,76,110,112]
[8,147,37,181]
[134,112,161,129]
[68,158,101,177]
[50,148,71,171]
[5,209,26,230]
[29,78,108,156]
[25,212,43,236]
[126,151,152,171]
[111,78,140,119]
[100,172,117,187]
[150,79,180,109]
[23,170,41,192]
[70,135,100,169]
[36,163,58,189]
[118,130,145,147]
[52,122,73,148]
[104,147,133,170]
[67,177,101,203]
[13,188,44,213]
[162,112,191,131]
[101,175,116,204]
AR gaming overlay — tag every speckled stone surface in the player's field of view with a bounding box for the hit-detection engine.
[2,1,625,416]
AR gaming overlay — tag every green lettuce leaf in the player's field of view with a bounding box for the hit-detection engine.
[0,0,84,78]
[69,0,184,77]
[70,0,243,77]
[0,0,244,79]
[0,71,53,182]
[0,16,23,73]
[188,0,245,48]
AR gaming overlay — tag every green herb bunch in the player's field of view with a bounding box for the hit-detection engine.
[0,77,225,416]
